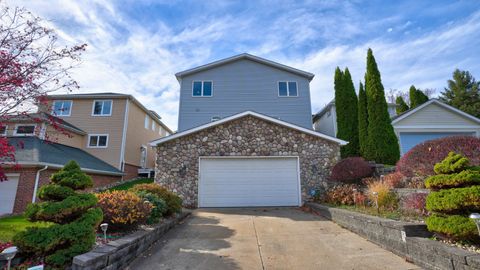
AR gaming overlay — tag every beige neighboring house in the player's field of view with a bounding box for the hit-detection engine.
[38,92,173,179]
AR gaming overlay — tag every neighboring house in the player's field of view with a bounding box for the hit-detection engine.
[392,99,480,155]
[313,99,398,137]
[39,93,173,178]
[150,53,347,208]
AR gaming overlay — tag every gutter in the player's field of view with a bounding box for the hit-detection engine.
[32,165,48,203]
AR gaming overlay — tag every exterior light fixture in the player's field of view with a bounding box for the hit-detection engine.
[100,223,108,243]
[352,188,357,207]
[469,213,480,236]
[1,246,18,270]
[372,191,379,213]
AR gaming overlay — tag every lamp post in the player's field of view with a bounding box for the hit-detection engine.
[352,188,357,207]
[1,246,17,270]
[100,223,108,243]
[372,191,379,213]
[469,213,480,236]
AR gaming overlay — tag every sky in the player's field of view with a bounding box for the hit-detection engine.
[10,0,480,130]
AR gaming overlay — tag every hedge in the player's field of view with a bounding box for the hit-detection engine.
[425,170,480,189]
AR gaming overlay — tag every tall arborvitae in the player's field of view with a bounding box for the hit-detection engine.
[357,82,369,158]
[409,85,428,108]
[395,96,409,114]
[364,48,400,164]
[415,89,429,106]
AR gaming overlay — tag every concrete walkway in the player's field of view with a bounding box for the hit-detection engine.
[127,208,419,270]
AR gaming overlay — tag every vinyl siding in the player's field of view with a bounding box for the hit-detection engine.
[313,107,336,137]
[45,125,84,148]
[178,59,312,131]
[393,103,479,127]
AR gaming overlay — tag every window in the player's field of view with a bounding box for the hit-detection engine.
[144,115,149,129]
[88,134,108,148]
[278,81,298,97]
[0,125,7,136]
[140,146,147,168]
[152,121,156,131]
[92,100,112,116]
[52,100,72,116]
[14,125,36,136]
[192,81,213,97]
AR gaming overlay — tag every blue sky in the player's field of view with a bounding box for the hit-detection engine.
[11,0,480,130]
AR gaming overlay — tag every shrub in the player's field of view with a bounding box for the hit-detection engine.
[330,157,374,184]
[323,184,358,205]
[96,191,152,230]
[366,180,398,210]
[132,183,182,215]
[13,161,102,267]
[402,193,428,215]
[396,136,480,177]
[383,172,405,188]
[136,191,168,224]
[354,192,368,207]
[425,170,480,189]
[425,152,480,241]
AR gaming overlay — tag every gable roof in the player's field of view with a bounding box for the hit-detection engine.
[150,111,347,146]
[391,99,480,125]
[175,53,315,81]
[312,99,398,122]
[5,137,123,176]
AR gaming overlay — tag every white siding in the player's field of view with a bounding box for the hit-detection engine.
[394,103,478,127]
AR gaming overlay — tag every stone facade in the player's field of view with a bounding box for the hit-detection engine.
[155,115,341,207]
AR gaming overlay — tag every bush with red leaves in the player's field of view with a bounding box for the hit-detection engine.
[396,136,480,177]
[402,193,428,215]
[330,157,374,184]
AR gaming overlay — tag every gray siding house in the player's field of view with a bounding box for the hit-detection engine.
[176,53,314,131]
[151,53,346,208]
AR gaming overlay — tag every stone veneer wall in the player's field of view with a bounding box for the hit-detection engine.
[155,116,341,207]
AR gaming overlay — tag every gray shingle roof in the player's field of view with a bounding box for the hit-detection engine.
[6,137,122,175]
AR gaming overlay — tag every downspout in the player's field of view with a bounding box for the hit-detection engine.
[32,165,48,203]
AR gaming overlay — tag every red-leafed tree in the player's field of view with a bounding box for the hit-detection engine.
[0,6,86,180]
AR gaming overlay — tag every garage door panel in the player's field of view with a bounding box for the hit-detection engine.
[199,158,300,207]
[0,175,19,215]
[400,132,475,154]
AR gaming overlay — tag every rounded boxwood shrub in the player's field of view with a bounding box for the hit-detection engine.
[13,161,103,267]
[132,183,182,215]
[424,152,480,241]
[136,191,168,224]
[329,157,374,184]
[396,136,480,177]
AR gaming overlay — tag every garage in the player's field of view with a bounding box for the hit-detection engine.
[198,157,301,207]
[399,132,476,155]
[0,174,19,215]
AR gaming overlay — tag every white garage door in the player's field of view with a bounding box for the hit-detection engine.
[0,174,19,215]
[199,157,300,207]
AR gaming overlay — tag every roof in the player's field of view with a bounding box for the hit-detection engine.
[6,113,86,135]
[391,99,480,125]
[312,99,398,122]
[150,111,348,146]
[175,53,315,81]
[5,137,123,176]
[47,92,173,134]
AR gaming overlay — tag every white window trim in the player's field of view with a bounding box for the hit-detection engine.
[0,125,7,136]
[151,121,156,131]
[144,115,150,129]
[52,100,73,117]
[13,124,37,136]
[91,100,113,117]
[277,81,298,97]
[140,145,148,168]
[192,80,214,97]
[87,134,109,148]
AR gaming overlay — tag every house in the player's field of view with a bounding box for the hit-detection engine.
[150,53,347,208]
[313,99,398,137]
[38,92,173,178]
[392,99,480,155]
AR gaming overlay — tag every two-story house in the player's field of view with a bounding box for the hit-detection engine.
[0,93,172,215]
[150,53,347,208]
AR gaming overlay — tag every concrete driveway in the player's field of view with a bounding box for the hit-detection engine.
[127,208,419,270]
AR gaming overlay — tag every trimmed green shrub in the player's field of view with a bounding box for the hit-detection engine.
[434,152,470,174]
[136,191,168,224]
[425,152,480,241]
[13,161,102,267]
[425,170,480,189]
[132,183,182,215]
[426,186,480,213]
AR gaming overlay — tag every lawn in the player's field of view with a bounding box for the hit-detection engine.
[107,178,154,191]
[0,215,52,243]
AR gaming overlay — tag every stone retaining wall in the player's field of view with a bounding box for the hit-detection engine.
[72,211,190,270]
[306,203,480,270]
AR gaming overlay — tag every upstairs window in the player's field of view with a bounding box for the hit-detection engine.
[52,100,72,116]
[278,81,298,97]
[192,81,213,97]
[0,125,7,136]
[144,115,149,129]
[92,100,112,116]
[14,125,36,136]
[152,121,156,131]
[88,134,108,148]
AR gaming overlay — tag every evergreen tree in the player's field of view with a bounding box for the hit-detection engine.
[335,67,360,157]
[409,85,429,108]
[364,48,400,164]
[415,89,429,106]
[440,69,480,118]
[395,96,409,114]
[357,82,369,157]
